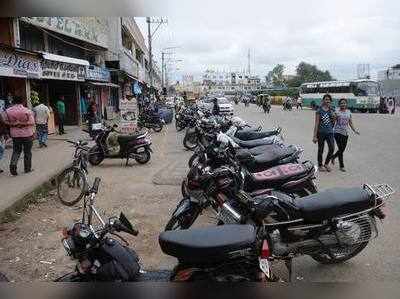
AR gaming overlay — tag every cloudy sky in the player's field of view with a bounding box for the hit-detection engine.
[136,0,400,81]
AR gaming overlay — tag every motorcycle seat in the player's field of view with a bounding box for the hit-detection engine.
[118,133,146,143]
[247,163,312,189]
[235,129,279,141]
[232,136,280,148]
[159,225,256,262]
[294,187,376,223]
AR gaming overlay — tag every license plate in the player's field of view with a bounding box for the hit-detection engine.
[92,123,102,130]
[259,258,271,279]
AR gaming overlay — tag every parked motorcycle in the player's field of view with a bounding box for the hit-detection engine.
[55,178,278,282]
[138,110,164,132]
[88,125,152,166]
[166,166,394,280]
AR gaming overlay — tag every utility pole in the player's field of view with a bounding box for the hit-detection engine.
[146,17,167,91]
[247,49,251,76]
[161,46,180,92]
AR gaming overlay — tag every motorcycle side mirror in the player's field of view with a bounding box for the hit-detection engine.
[119,213,139,236]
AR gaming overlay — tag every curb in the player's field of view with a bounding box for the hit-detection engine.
[0,165,68,224]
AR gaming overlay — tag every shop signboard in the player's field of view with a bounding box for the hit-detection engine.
[0,48,42,78]
[42,60,86,81]
[119,96,138,134]
[85,65,110,82]
[21,17,108,48]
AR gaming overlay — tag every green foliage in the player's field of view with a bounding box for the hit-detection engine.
[267,64,285,87]
[30,91,40,106]
[286,62,334,87]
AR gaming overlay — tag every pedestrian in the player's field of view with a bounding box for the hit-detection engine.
[1,96,35,176]
[212,98,220,115]
[296,96,303,110]
[0,113,8,174]
[56,95,66,135]
[331,98,360,172]
[312,94,336,172]
[33,102,50,148]
[87,99,97,138]
[390,97,396,114]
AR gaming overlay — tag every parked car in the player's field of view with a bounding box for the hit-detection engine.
[198,97,234,115]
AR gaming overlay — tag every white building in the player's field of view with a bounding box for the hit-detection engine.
[378,65,400,99]
[202,69,263,94]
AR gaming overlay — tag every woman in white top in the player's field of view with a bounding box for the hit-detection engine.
[331,98,360,172]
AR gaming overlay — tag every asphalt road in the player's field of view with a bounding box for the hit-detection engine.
[235,104,400,282]
[1,103,399,282]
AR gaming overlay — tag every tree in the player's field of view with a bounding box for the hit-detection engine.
[286,62,334,87]
[267,64,285,87]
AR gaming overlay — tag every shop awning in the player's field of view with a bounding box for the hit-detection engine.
[42,52,90,66]
[88,82,120,88]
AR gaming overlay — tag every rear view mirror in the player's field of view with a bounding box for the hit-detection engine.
[119,212,138,236]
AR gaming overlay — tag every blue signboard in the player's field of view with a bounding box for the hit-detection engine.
[85,65,111,82]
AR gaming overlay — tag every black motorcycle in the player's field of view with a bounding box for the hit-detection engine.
[88,125,152,166]
[55,178,278,282]
[138,110,164,133]
[165,168,394,280]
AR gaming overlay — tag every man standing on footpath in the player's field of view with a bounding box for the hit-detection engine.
[56,96,66,135]
[1,96,35,176]
[33,102,51,148]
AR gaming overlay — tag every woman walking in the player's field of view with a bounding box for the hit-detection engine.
[313,94,336,172]
[331,98,360,172]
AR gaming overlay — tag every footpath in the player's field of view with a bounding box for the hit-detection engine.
[0,126,89,222]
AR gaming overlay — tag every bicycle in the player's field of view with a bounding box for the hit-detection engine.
[57,140,90,206]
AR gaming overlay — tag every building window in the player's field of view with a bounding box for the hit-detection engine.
[121,27,133,54]
[19,22,44,52]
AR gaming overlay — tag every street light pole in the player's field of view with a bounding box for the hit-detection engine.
[146,17,153,88]
[146,17,167,92]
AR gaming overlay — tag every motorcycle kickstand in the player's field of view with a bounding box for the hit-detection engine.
[285,257,293,283]
[125,154,130,166]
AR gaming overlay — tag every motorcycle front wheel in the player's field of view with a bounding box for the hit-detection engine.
[165,209,200,231]
[0,272,9,282]
[57,167,87,206]
[183,133,198,150]
[153,122,163,132]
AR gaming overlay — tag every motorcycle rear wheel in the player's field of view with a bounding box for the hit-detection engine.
[88,146,105,166]
[311,217,372,264]
[134,150,151,164]
[311,241,369,264]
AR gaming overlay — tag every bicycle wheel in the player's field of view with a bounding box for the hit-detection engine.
[57,167,87,206]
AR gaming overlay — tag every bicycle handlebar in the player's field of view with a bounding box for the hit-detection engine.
[91,177,101,194]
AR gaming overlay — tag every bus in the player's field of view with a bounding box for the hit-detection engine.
[299,80,381,112]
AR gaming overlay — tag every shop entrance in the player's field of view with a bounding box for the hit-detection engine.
[47,80,79,125]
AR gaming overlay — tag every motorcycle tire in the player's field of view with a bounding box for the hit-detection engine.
[134,149,151,164]
[181,180,189,198]
[176,121,185,132]
[311,217,372,264]
[188,153,199,168]
[88,146,105,166]
[183,133,198,150]
[0,272,9,282]
[153,123,163,133]
[165,209,200,231]
[57,167,87,206]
